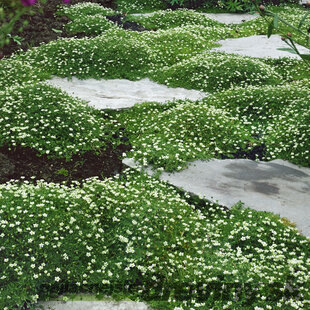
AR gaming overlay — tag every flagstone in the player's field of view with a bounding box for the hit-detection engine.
[123,158,310,237]
[37,300,149,310]
[211,34,310,58]
[202,12,258,24]
[46,77,206,110]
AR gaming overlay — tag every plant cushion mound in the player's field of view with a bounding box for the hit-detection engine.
[129,9,224,30]
[1,170,310,309]
[263,99,310,167]
[118,100,255,171]
[19,28,152,80]
[65,14,118,35]
[0,83,117,160]
[0,58,49,90]
[142,27,212,69]
[56,2,116,20]
[153,52,282,93]
[205,83,310,125]
[117,0,166,13]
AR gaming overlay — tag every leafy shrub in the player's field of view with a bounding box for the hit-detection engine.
[0,83,117,159]
[118,100,254,171]
[152,52,281,92]
[65,14,117,34]
[1,170,309,309]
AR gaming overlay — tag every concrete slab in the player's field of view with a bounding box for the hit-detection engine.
[211,35,310,59]
[123,158,310,237]
[37,301,149,310]
[203,13,258,24]
[46,77,206,110]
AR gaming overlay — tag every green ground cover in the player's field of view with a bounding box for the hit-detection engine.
[1,170,309,309]
[0,1,309,309]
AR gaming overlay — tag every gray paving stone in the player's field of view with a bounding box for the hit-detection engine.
[123,158,310,237]
[37,301,149,310]
[131,12,258,24]
[203,12,258,24]
[46,77,206,110]
[211,35,310,59]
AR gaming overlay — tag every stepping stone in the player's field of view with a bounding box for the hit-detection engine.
[123,158,310,237]
[130,12,258,24]
[37,301,149,310]
[47,77,206,110]
[202,13,258,24]
[211,35,310,58]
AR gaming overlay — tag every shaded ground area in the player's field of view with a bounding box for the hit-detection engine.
[1,0,116,58]
[106,14,148,31]
[0,143,131,184]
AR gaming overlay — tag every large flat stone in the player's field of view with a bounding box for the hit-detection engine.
[212,35,310,58]
[37,301,149,310]
[123,158,310,236]
[203,13,258,24]
[47,77,206,110]
[131,12,258,24]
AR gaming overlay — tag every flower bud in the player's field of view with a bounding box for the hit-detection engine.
[287,32,292,37]
[259,5,265,11]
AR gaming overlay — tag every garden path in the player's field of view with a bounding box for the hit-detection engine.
[211,34,310,58]
[47,77,206,110]
[131,12,258,24]
[37,300,149,310]
[123,158,310,237]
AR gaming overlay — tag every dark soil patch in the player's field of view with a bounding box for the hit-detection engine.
[221,143,267,161]
[0,143,131,185]
[1,0,116,58]
[106,15,149,32]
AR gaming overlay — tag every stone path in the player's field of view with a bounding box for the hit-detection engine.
[123,158,310,237]
[211,34,310,59]
[37,301,149,310]
[131,12,258,24]
[47,77,206,110]
[202,12,258,24]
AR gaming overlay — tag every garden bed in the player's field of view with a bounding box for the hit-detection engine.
[0,1,309,309]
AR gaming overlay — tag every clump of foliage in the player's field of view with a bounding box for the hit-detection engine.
[1,170,309,309]
[56,2,116,19]
[263,98,310,166]
[65,14,117,34]
[117,100,255,171]
[205,82,310,125]
[116,0,166,13]
[0,83,118,160]
[152,52,281,92]
[142,27,215,69]
[18,28,152,79]
[127,8,223,30]
[0,58,49,89]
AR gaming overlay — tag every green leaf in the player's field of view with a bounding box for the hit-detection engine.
[277,48,298,55]
[273,15,278,28]
[267,22,274,38]
[300,54,310,61]
[298,11,310,29]
[52,28,63,34]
